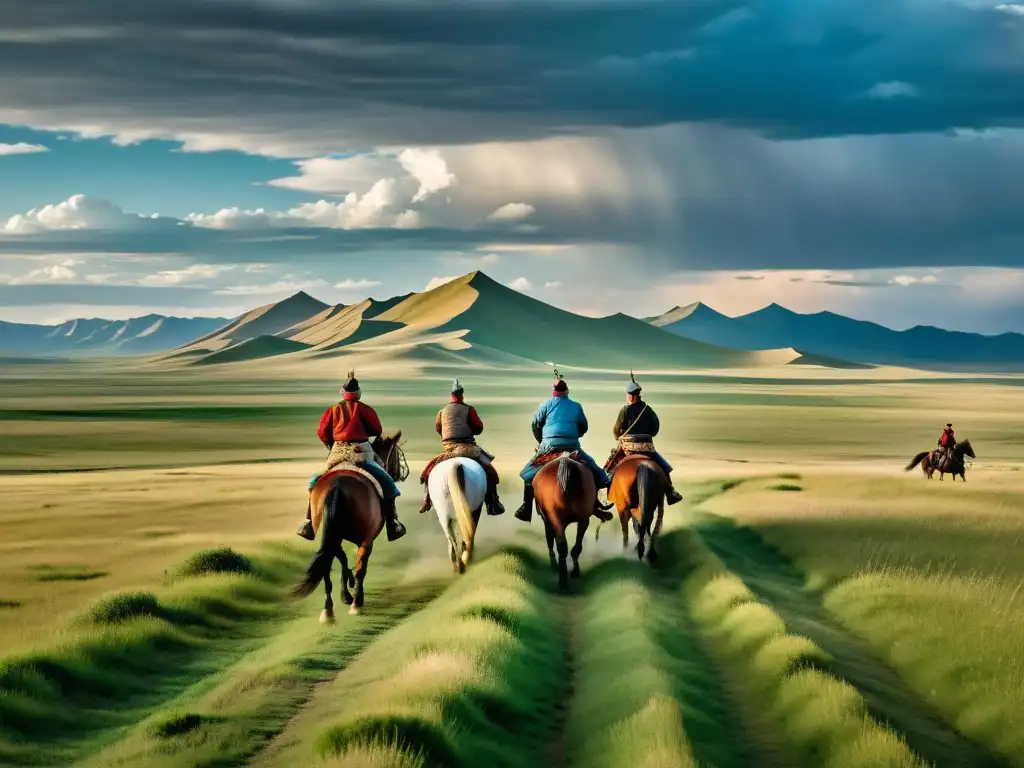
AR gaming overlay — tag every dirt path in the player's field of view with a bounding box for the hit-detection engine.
[695,517,1010,768]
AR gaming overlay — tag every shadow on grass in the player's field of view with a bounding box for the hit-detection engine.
[694,516,1010,768]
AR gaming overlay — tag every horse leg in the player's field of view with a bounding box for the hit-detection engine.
[320,571,335,624]
[462,508,481,569]
[647,501,663,564]
[571,519,589,578]
[544,517,558,571]
[557,533,570,590]
[619,507,630,550]
[351,543,373,614]
[338,547,354,605]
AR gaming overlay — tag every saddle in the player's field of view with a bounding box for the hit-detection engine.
[310,464,383,498]
[604,435,658,474]
[419,444,497,484]
[532,449,580,467]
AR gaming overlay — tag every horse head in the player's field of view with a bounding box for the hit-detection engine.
[373,431,408,482]
[957,439,975,459]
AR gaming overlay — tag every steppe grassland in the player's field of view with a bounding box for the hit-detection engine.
[3,359,1024,766]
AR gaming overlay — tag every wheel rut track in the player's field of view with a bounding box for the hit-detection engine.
[696,518,1011,768]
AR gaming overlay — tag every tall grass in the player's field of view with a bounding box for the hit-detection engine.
[0,546,302,766]
[674,530,927,768]
[269,549,564,768]
[564,562,697,768]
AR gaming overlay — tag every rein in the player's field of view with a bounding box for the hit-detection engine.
[621,403,649,439]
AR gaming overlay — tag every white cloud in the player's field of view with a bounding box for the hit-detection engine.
[2,194,149,234]
[544,281,563,289]
[5,258,80,284]
[266,154,396,195]
[891,274,939,286]
[507,276,533,291]
[0,142,49,156]
[187,178,405,230]
[862,81,920,100]
[140,264,233,287]
[996,4,1024,15]
[486,202,536,222]
[334,278,382,290]
[397,148,457,202]
[423,275,458,292]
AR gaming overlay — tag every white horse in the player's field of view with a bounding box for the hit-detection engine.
[427,457,487,573]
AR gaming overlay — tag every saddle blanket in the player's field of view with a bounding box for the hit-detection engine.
[309,463,383,498]
[419,443,497,484]
[531,449,579,467]
[324,440,375,473]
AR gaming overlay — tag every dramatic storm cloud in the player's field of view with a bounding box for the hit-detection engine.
[0,0,1023,328]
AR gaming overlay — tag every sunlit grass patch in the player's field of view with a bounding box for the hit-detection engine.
[28,564,108,582]
[284,551,563,768]
[171,547,252,580]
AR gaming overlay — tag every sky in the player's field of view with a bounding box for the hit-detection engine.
[1,0,1024,333]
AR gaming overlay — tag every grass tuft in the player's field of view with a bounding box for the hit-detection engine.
[83,591,162,625]
[29,564,108,582]
[770,484,803,492]
[172,547,252,579]
[149,712,206,739]
[0,600,20,609]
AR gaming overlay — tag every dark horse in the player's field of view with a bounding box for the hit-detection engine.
[291,432,407,621]
[533,455,596,590]
[905,439,975,482]
[606,454,669,563]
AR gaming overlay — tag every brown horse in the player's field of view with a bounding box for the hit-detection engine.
[533,455,596,590]
[607,455,668,563]
[905,439,975,481]
[291,432,407,621]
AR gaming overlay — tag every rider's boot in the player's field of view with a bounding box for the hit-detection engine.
[592,479,614,522]
[664,473,684,505]
[514,483,535,523]
[483,465,505,515]
[296,500,316,540]
[418,488,432,514]
[382,497,407,542]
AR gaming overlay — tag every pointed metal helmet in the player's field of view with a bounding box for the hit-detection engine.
[452,378,463,394]
[625,368,642,395]
[553,366,568,392]
[341,368,360,393]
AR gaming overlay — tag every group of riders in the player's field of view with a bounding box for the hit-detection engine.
[295,370,963,543]
[296,369,684,542]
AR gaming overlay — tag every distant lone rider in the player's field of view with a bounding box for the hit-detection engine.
[609,373,684,505]
[418,378,505,516]
[514,370,613,524]
[295,371,407,542]
[933,423,956,467]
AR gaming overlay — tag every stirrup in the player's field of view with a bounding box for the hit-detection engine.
[296,520,315,541]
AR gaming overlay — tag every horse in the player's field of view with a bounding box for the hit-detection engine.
[427,457,487,574]
[291,432,407,621]
[905,439,975,481]
[533,454,596,590]
[606,454,667,563]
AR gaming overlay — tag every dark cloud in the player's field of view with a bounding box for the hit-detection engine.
[816,280,892,287]
[0,0,1021,152]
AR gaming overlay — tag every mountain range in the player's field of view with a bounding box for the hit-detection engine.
[3,272,1024,372]
[646,302,1024,371]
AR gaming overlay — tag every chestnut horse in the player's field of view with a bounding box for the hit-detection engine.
[291,432,407,621]
[533,455,596,590]
[607,455,667,563]
[905,439,975,482]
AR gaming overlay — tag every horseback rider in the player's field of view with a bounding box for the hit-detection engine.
[295,371,407,542]
[418,378,505,516]
[608,373,684,505]
[514,370,614,524]
[933,423,956,467]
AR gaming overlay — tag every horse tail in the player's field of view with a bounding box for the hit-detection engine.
[905,452,929,472]
[557,456,578,496]
[636,463,658,539]
[448,461,476,551]
[291,483,341,599]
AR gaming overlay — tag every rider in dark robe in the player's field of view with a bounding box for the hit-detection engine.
[514,370,613,524]
[418,379,505,516]
[608,374,684,505]
[296,372,406,542]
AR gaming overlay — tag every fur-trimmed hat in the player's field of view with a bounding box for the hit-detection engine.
[553,367,568,393]
[341,369,360,394]
[625,369,642,395]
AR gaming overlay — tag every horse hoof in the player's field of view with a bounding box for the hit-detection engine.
[571,569,581,578]
[342,593,354,605]
[349,605,360,616]
[320,609,335,624]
